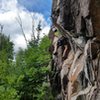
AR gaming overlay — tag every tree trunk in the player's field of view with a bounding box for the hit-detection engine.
[49,0,100,100]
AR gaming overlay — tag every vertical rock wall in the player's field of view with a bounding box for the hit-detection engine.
[49,0,100,100]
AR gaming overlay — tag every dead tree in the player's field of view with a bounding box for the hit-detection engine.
[36,20,42,41]
[16,14,28,46]
[30,14,36,41]
[49,0,100,100]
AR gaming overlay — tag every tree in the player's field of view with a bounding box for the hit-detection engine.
[15,35,53,100]
[16,14,28,46]
[0,32,53,100]
[0,33,19,100]
[0,33,14,60]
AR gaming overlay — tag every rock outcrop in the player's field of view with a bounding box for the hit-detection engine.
[49,0,100,100]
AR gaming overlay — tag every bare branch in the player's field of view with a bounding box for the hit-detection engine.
[30,14,36,40]
[16,14,28,46]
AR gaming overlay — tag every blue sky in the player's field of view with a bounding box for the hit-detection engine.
[0,0,52,51]
[18,0,52,22]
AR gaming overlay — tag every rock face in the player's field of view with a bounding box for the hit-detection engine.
[49,0,100,100]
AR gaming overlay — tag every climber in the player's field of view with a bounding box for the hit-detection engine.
[53,36,65,55]
[54,36,71,61]
[52,25,61,37]
[50,25,61,56]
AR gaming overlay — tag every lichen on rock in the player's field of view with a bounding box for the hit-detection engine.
[49,0,100,100]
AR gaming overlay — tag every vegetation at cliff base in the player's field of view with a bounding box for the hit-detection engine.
[0,32,54,100]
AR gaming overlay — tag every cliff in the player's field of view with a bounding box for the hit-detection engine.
[49,0,100,100]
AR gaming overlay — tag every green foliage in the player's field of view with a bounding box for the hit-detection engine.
[15,36,52,100]
[0,33,18,100]
[0,33,14,60]
[0,33,54,100]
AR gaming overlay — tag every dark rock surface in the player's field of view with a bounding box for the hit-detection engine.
[49,0,100,100]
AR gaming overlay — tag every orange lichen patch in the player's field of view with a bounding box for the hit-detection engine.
[72,80,79,94]
[69,50,83,82]
[69,55,84,83]
[67,54,84,99]
[90,0,100,36]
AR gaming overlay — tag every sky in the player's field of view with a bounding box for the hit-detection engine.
[0,0,52,51]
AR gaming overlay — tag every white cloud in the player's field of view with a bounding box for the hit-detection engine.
[1,0,18,12]
[0,0,50,52]
[41,26,50,37]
